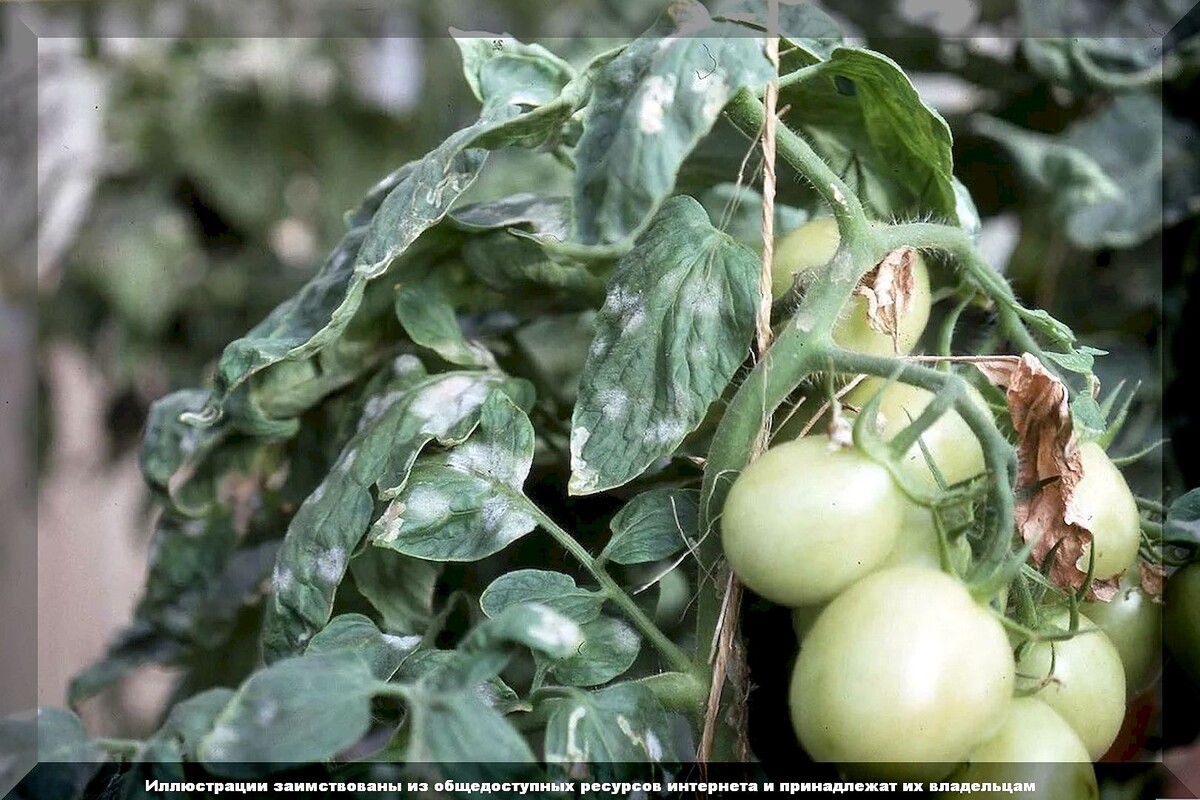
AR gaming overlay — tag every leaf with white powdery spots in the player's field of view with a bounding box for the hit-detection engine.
[480,569,606,624]
[306,613,420,680]
[573,1,774,245]
[371,391,537,562]
[543,683,678,777]
[569,195,758,494]
[261,369,510,662]
[602,488,698,565]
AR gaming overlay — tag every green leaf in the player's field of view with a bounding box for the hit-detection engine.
[453,30,575,113]
[1166,489,1200,547]
[953,177,983,241]
[394,274,496,368]
[139,389,225,513]
[543,683,678,776]
[1042,346,1108,376]
[573,2,774,245]
[424,604,584,694]
[975,95,1198,248]
[371,391,537,562]
[197,651,378,773]
[461,233,607,301]
[549,616,641,687]
[261,368,510,662]
[480,569,606,624]
[404,690,535,768]
[37,708,105,763]
[569,195,758,494]
[779,47,957,220]
[306,614,420,680]
[394,650,519,710]
[145,688,235,763]
[349,546,440,635]
[450,193,570,239]
[711,0,843,62]
[602,488,698,565]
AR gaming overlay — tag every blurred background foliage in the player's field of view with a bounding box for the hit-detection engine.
[18,0,1199,776]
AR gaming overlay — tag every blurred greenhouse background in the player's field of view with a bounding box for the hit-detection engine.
[3,0,1198,789]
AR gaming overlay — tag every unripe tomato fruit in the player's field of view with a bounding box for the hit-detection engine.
[1080,572,1162,696]
[1070,441,1141,580]
[772,218,932,356]
[721,436,904,607]
[789,566,1014,780]
[1015,609,1127,760]
[845,378,989,493]
[944,697,1098,800]
[1165,562,1200,689]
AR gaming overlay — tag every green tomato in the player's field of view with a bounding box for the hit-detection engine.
[1070,441,1141,580]
[1165,562,1200,689]
[879,503,973,574]
[1080,572,1162,696]
[772,218,932,357]
[1015,610,1127,759]
[789,566,1015,781]
[944,697,1098,800]
[846,378,989,493]
[721,436,904,606]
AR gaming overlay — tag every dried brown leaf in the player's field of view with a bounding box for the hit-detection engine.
[974,353,1107,594]
[1139,562,1167,601]
[854,247,917,352]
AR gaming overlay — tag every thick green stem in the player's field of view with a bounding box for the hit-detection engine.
[527,504,697,677]
[822,348,1019,577]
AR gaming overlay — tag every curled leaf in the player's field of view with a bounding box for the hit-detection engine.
[854,246,917,352]
[974,353,1117,599]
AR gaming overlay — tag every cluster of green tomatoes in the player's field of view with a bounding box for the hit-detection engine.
[719,219,1189,794]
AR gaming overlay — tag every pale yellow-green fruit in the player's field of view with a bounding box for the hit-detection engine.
[846,378,990,493]
[1070,441,1142,580]
[720,436,904,607]
[943,698,1098,800]
[1015,610,1127,760]
[772,218,932,357]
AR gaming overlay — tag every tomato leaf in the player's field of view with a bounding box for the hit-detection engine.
[602,488,698,565]
[543,683,678,777]
[403,690,536,771]
[144,688,235,764]
[348,546,440,635]
[549,616,641,687]
[197,652,378,774]
[261,367,511,662]
[1166,489,1200,547]
[305,614,420,680]
[394,273,497,368]
[569,195,757,495]
[370,391,537,561]
[573,2,774,245]
[779,47,957,220]
[480,569,606,624]
[711,0,843,62]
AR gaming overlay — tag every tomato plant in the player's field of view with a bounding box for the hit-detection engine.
[772,218,932,357]
[789,566,1014,780]
[721,435,905,606]
[1015,610,1128,760]
[14,1,1194,794]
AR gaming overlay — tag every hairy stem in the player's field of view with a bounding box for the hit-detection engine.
[527,504,697,677]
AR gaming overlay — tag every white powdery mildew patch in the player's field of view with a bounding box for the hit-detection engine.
[306,478,329,506]
[638,75,677,135]
[374,501,407,545]
[647,418,688,446]
[359,390,406,431]
[565,705,589,761]
[681,277,723,318]
[596,387,629,419]
[569,426,598,493]
[272,563,294,594]
[588,335,612,360]
[610,619,640,652]
[530,606,583,652]
[692,69,729,123]
[409,375,490,434]
[403,484,451,523]
[201,724,241,762]
[254,699,279,728]
[382,633,421,653]
[645,729,664,762]
[479,494,510,534]
[316,546,347,584]
[336,447,359,473]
